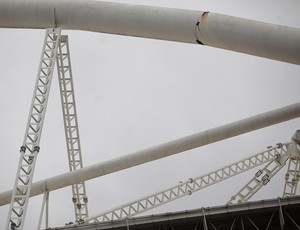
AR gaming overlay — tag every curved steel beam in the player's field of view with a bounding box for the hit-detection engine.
[0,0,300,64]
[0,102,300,206]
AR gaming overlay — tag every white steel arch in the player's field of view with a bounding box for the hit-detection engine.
[0,0,300,65]
[0,1,300,228]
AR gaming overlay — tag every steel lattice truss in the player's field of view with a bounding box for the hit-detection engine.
[3,26,300,230]
[6,30,90,230]
[60,196,300,230]
[87,142,300,223]
[283,157,300,197]
[56,35,89,223]
[6,28,61,230]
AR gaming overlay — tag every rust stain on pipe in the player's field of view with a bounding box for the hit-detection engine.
[195,12,209,45]
[201,11,209,21]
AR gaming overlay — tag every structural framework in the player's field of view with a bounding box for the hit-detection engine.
[0,0,299,229]
[54,196,300,230]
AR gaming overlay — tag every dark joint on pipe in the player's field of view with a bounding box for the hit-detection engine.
[196,39,204,45]
[195,12,209,45]
[53,8,57,28]
[195,21,204,45]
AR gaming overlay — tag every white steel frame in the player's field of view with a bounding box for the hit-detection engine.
[227,146,290,205]
[6,29,90,230]
[37,191,49,230]
[6,28,61,230]
[283,158,300,197]
[0,103,299,208]
[86,142,293,223]
[1,3,299,224]
[56,35,89,223]
[283,137,300,197]
[1,0,300,65]
[226,136,300,205]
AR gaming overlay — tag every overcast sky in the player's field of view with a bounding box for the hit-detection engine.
[0,0,300,229]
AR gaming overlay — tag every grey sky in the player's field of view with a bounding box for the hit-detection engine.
[0,0,300,229]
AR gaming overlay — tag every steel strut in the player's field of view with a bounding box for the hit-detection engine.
[56,35,89,223]
[283,135,300,197]
[6,28,61,230]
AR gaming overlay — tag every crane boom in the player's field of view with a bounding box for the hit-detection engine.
[0,0,300,64]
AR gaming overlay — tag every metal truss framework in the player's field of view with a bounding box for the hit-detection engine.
[154,205,300,230]
[227,143,292,205]
[54,196,300,230]
[283,131,300,197]
[56,35,89,223]
[5,29,90,230]
[5,28,61,230]
[2,23,299,228]
[228,135,300,205]
[86,142,298,223]
[283,157,300,197]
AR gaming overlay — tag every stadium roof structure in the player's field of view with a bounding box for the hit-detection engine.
[54,196,300,230]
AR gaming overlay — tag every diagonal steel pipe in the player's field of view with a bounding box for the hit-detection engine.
[0,102,300,206]
[0,0,300,64]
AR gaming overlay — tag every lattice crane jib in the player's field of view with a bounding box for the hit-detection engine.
[6,28,61,230]
[56,35,89,223]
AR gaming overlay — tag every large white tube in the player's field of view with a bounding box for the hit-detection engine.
[0,0,299,64]
[0,102,300,206]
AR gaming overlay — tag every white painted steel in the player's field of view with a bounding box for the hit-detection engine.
[227,150,291,205]
[195,12,300,65]
[5,29,61,230]
[283,158,300,197]
[0,102,300,206]
[227,132,300,202]
[56,35,89,223]
[0,0,300,64]
[283,140,300,197]
[55,197,300,230]
[86,143,291,223]
[37,192,49,230]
